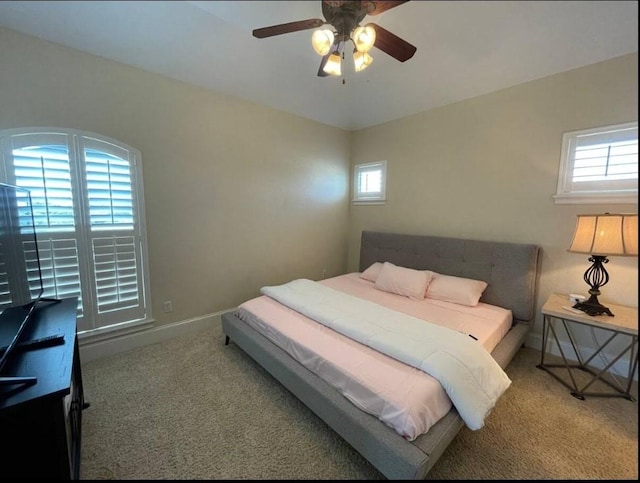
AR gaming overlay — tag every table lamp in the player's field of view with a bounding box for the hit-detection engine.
[567,213,638,316]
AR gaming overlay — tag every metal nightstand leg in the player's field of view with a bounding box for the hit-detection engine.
[537,314,638,401]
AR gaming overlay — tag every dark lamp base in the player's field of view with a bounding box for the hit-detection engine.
[573,296,614,317]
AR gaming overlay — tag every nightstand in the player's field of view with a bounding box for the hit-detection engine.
[537,293,638,401]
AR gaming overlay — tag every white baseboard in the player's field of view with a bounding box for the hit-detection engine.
[78,309,229,363]
[525,332,638,382]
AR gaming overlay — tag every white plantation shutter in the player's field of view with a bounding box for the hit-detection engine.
[92,236,142,318]
[353,160,387,202]
[0,189,46,308]
[36,237,84,317]
[79,137,146,326]
[4,133,85,316]
[0,128,151,334]
[555,121,638,204]
[0,248,9,306]
[83,137,135,229]
[22,237,47,301]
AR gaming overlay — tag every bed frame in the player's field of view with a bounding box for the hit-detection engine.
[221,230,541,479]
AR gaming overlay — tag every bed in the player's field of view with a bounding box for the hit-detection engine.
[221,230,541,479]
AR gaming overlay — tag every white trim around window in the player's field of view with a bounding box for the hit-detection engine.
[353,160,387,204]
[553,121,638,204]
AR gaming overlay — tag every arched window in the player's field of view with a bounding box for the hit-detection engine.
[0,127,152,335]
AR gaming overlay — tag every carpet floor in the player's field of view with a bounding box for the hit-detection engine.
[79,322,638,480]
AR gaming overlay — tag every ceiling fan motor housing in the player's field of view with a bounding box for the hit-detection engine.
[322,0,369,40]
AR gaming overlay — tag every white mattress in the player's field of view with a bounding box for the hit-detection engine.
[236,273,512,440]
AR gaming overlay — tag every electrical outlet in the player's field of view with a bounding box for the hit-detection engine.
[163,301,173,313]
[321,269,327,279]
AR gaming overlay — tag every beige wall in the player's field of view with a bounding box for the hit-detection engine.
[0,27,351,325]
[349,53,638,350]
[1,27,637,357]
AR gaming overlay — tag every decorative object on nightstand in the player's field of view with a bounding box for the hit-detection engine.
[567,213,638,316]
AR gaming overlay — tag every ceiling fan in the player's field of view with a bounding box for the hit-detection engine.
[252,0,416,77]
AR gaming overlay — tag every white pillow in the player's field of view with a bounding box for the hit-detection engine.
[425,272,488,306]
[360,262,383,282]
[374,262,434,301]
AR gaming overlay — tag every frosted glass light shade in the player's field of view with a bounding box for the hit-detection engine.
[323,51,342,76]
[568,213,638,256]
[352,24,376,53]
[312,29,335,55]
[353,50,373,72]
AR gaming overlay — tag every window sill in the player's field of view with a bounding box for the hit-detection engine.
[78,317,154,344]
[352,200,386,205]
[553,193,638,204]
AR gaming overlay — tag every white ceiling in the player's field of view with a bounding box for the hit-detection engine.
[0,1,637,131]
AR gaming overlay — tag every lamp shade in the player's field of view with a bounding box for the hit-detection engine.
[323,51,342,76]
[568,213,638,256]
[311,29,334,56]
[352,24,376,53]
[353,50,373,72]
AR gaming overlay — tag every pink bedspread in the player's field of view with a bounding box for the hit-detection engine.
[236,273,512,441]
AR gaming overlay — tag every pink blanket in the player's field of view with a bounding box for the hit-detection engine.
[236,273,512,440]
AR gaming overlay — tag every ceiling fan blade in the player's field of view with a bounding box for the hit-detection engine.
[371,23,416,62]
[366,0,410,15]
[253,18,325,39]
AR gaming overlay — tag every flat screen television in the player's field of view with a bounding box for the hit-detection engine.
[0,182,47,385]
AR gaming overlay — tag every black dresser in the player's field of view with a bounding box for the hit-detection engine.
[0,297,86,479]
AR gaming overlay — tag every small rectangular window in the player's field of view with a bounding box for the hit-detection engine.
[554,121,638,204]
[353,161,386,203]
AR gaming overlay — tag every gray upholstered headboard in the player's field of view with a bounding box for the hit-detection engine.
[359,231,541,323]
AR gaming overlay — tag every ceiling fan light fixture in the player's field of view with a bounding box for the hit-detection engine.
[352,24,376,53]
[323,50,342,76]
[353,50,373,72]
[311,29,335,56]
[252,1,416,77]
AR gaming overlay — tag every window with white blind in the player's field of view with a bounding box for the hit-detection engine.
[0,128,151,335]
[554,121,638,204]
[353,160,387,203]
